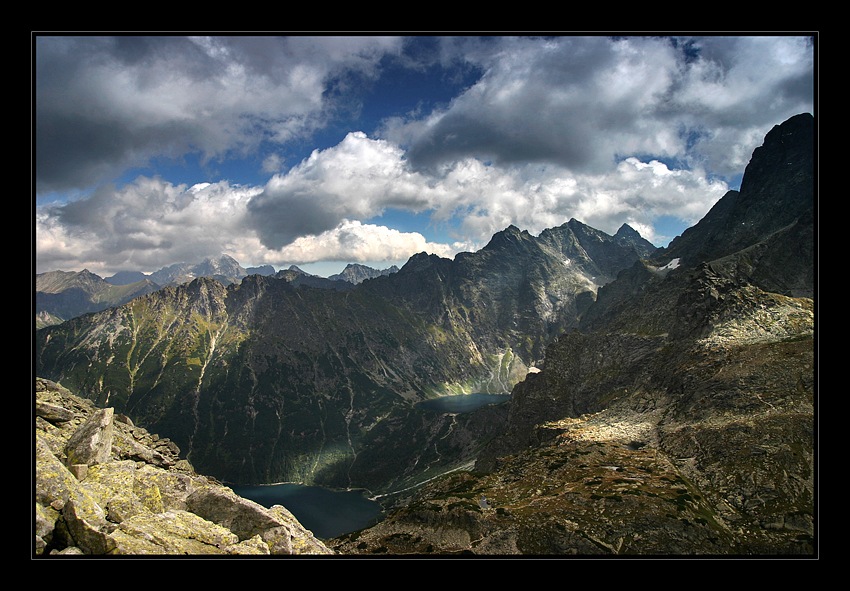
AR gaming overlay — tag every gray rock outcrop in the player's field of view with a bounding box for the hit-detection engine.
[34,378,333,556]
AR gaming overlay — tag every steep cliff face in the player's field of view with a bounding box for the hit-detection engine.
[652,113,814,282]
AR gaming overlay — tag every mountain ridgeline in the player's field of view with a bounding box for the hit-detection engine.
[35,270,161,329]
[34,113,815,555]
[35,215,655,490]
[329,263,400,284]
[35,258,402,329]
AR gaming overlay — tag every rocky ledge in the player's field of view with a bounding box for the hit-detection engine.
[34,377,333,556]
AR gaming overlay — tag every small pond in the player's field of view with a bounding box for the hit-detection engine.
[416,392,510,413]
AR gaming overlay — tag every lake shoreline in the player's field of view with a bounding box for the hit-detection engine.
[230,393,510,539]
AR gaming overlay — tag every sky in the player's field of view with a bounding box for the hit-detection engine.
[34,34,816,278]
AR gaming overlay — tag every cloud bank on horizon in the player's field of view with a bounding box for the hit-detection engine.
[35,35,815,277]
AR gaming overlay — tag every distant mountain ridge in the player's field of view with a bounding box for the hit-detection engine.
[36,259,405,328]
[105,259,276,287]
[147,254,248,287]
[328,263,400,284]
[35,270,160,329]
[274,265,355,291]
[105,270,150,285]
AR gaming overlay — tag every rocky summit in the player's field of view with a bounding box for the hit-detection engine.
[35,377,333,556]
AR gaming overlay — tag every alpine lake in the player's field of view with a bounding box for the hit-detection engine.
[232,392,510,540]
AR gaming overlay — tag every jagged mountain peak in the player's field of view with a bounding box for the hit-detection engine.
[739,112,814,195]
[615,223,639,239]
[192,254,244,275]
[655,112,813,269]
[482,225,534,251]
[328,263,400,284]
[614,224,658,258]
[285,265,309,275]
[148,254,248,287]
[398,251,449,274]
[36,269,107,293]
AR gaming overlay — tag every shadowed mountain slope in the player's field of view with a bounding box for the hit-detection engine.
[35,218,653,490]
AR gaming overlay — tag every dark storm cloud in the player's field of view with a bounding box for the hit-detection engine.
[393,36,814,178]
[246,190,341,250]
[35,37,220,194]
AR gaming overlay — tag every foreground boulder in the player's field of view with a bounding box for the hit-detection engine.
[34,378,333,556]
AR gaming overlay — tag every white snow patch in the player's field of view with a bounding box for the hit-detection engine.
[659,258,680,271]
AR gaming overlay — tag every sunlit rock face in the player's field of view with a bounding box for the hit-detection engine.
[34,378,334,556]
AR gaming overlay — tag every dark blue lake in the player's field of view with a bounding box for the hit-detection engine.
[417,393,510,413]
[231,483,383,540]
[232,395,508,539]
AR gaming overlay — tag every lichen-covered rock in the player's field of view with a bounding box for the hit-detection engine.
[110,510,239,555]
[82,460,166,521]
[62,498,118,555]
[227,534,272,555]
[268,505,334,555]
[64,407,114,466]
[186,486,294,554]
[36,400,75,423]
[34,379,334,557]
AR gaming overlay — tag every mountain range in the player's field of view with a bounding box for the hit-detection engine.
[35,270,161,329]
[328,263,400,284]
[35,214,655,490]
[35,257,398,328]
[34,112,815,556]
